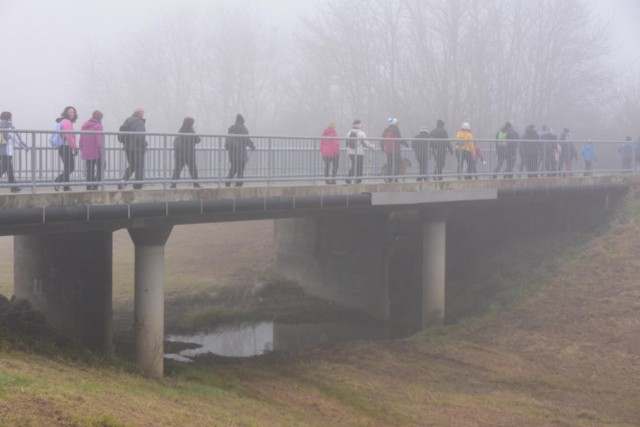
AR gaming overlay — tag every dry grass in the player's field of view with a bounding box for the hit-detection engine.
[2,193,640,425]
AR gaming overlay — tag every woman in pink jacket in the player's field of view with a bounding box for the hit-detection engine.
[53,106,78,191]
[79,110,104,190]
[320,122,340,184]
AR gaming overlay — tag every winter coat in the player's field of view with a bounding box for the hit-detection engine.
[581,144,596,162]
[225,115,255,161]
[381,125,406,154]
[521,128,541,155]
[346,128,373,156]
[412,131,430,160]
[320,127,340,158]
[455,129,475,154]
[429,125,452,155]
[121,115,147,152]
[559,132,577,162]
[58,118,77,150]
[174,125,201,150]
[79,118,104,160]
[0,120,27,157]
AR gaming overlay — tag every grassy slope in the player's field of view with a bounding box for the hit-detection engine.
[1,195,640,425]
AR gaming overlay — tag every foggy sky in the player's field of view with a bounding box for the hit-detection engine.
[2,0,638,133]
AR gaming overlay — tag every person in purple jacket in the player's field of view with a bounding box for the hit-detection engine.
[53,106,78,191]
[79,110,104,190]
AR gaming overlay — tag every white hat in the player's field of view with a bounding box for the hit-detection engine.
[388,117,399,126]
[461,122,470,130]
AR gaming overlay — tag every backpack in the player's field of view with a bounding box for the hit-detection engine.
[497,131,508,147]
[49,122,64,148]
[117,122,128,143]
[345,131,358,149]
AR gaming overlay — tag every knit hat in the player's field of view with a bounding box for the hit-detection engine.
[352,119,362,129]
[461,122,470,131]
[235,114,245,125]
[436,119,445,127]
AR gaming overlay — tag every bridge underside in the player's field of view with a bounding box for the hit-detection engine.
[6,178,627,376]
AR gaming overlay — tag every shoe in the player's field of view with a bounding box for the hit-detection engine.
[117,184,125,190]
[234,183,243,187]
[63,186,72,192]
[225,182,231,188]
[193,183,201,188]
[10,187,21,193]
[133,185,143,190]
[53,180,59,192]
[170,184,177,189]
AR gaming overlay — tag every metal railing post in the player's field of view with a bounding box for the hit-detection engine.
[30,132,36,193]
[268,137,272,188]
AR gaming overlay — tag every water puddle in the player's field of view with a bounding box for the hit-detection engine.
[165,321,400,362]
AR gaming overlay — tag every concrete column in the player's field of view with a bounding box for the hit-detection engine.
[128,226,172,378]
[422,216,446,328]
[14,231,113,352]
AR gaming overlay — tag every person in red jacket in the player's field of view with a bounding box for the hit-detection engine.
[320,122,339,184]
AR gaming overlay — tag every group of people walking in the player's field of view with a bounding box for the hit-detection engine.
[1,108,639,191]
[0,107,255,191]
[320,117,640,183]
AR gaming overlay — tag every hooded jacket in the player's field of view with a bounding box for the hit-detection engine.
[225,114,255,159]
[121,114,147,151]
[320,127,339,158]
[381,124,406,154]
[412,130,430,159]
[79,118,104,160]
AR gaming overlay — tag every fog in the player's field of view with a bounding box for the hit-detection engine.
[2,0,639,138]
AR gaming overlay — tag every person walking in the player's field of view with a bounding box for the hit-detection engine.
[381,117,407,182]
[171,117,201,188]
[430,119,452,181]
[53,106,78,191]
[118,107,147,190]
[345,119,373,184]
[0,111,29,193]
[224,114,255,187]
[412,126,430,181]
[79,110,104,190]
[558,127,577,175]
[540,125,560,176]
[455,122,476,179]
[581,140,596,176]
[493,122,519,178]
[521,124,541,177]
[619,137,636,172]
[320,122,339,184]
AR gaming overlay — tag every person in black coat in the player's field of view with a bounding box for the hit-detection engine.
[171,117,201,188]
[225,114,255,187]
[118,107,148,190]
[412,126,430,181]
[429,119,451,181]
[521,124,541,178]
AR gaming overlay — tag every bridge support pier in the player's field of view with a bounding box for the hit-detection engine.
[421,213,447,328]
[128,226,173,378]
[14,231,113,353]
[274,215,390,320]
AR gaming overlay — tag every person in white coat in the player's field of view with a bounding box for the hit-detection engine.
[345,120,374,184]
[0,111,29,193]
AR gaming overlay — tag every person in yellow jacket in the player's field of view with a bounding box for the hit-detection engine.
[455,122,476,179]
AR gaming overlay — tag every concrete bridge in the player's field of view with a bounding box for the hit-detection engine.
[1,174,628,377]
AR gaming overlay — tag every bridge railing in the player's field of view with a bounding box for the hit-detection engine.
[0,130,636,192]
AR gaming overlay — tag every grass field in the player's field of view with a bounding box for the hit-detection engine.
[1,194,640,426]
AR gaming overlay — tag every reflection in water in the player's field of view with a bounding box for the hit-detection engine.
[164,321,391,362]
